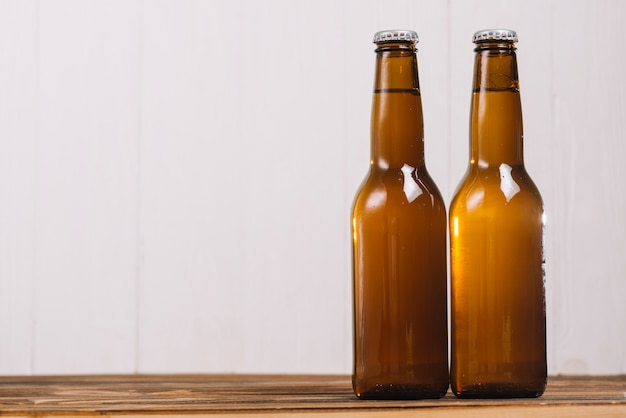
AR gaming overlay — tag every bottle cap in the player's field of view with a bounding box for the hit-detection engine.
[373,30,419,44]
[472,29,518,43]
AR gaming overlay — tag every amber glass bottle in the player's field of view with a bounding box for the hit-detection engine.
[449,29,547,398]
[351,30,448,400]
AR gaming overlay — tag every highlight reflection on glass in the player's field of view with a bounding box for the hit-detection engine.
[499,163,520,202]
[401,164,422,203]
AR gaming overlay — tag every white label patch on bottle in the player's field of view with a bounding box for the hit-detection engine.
[499,163,520,202]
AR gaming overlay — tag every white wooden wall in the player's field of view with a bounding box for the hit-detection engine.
[0,0,624,375]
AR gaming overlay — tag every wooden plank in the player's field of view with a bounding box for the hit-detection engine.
[138,0,352,374]
[237,0,349,373]
[33,0,140,373]
[550,0,626,375]
[0,375,624,417]
[0,0,38,374]
[137,0,248,373]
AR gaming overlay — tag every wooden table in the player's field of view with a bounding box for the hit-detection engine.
[0,374,625,417]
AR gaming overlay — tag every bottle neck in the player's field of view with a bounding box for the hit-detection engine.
[371,42,424,169]
[470,41,524,168]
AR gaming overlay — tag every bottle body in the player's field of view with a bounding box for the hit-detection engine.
[449,164,546,397]
[352,31,448,400]
[449,31,547,398]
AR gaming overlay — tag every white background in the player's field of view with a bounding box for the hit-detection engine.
[0,0,624,375]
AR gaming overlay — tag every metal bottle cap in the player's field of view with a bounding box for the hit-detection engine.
[373,30,419,44]
[472,29,518,43]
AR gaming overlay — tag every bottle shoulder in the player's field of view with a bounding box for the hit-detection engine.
[353,166,446,213]
[450,164,543,213]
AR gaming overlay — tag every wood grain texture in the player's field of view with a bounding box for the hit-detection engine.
[0,375,624,417]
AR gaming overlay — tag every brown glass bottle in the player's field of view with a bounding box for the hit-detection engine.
[351,30,448,400]
[449,29,547,398]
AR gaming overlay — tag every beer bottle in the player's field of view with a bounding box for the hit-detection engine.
[351,30,448,400]
[449,29,547,398]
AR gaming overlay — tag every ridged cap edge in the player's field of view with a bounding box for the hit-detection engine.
[373,30,419,44]
[473,29,518,43]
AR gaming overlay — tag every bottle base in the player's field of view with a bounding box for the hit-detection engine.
[453,382,546,399]
[355,383,448,400]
